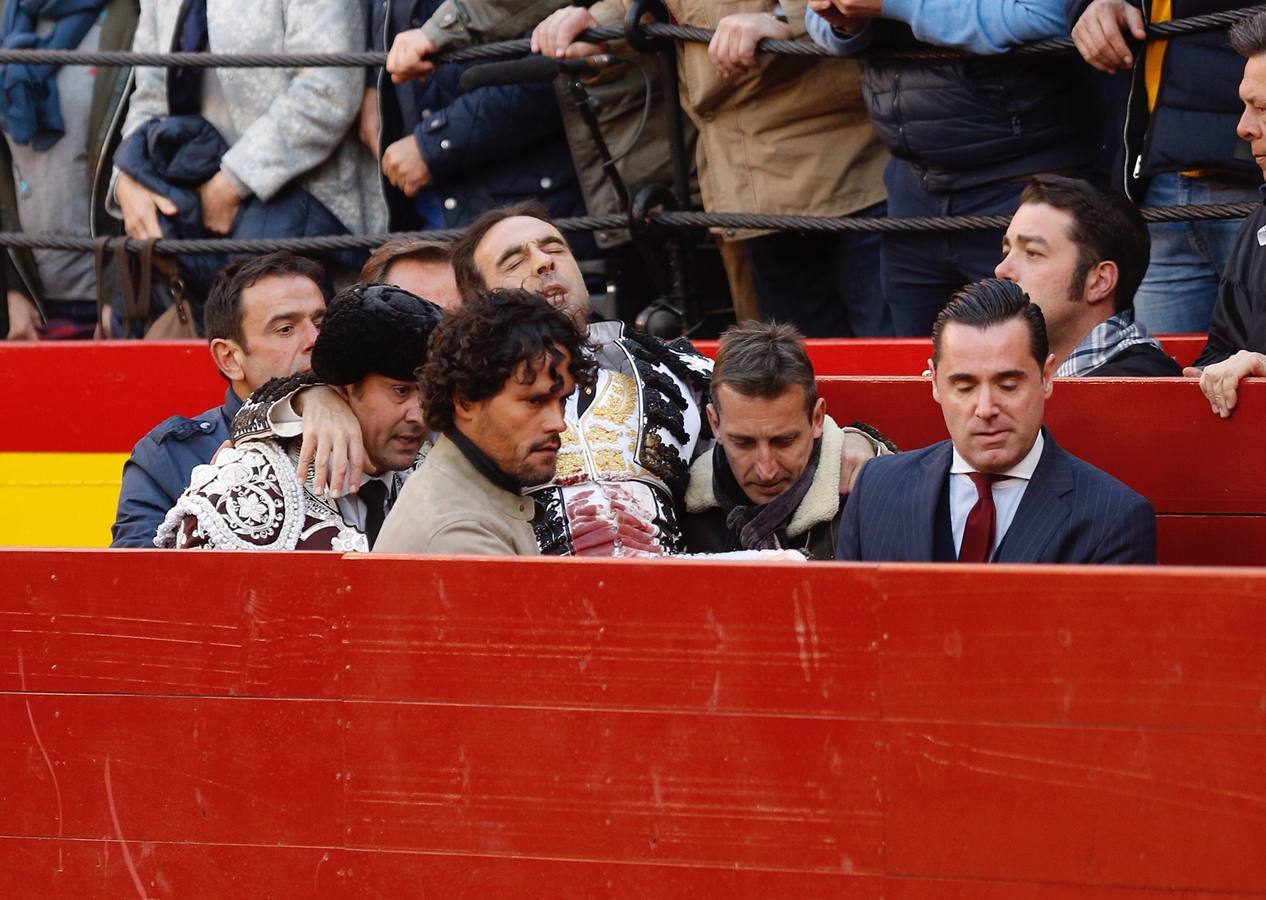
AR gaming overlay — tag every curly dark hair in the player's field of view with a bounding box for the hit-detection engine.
[422,288,597,434]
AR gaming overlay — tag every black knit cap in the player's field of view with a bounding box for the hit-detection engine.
[311,283,444,385]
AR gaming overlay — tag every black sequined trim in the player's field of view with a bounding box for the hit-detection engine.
[230,373,322,443]
[622,330,712,388]
[848,420,900,454]
[530,486,574,557]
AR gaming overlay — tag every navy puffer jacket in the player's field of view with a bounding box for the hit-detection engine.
[370,0,587,232]
[860,21,1095,191]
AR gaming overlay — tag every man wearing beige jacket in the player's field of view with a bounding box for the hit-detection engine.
[375,289,597,556]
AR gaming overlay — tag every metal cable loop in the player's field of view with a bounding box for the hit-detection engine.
[0,205,1252,254]
[0,6,1257,67]
[654,203,1261,234]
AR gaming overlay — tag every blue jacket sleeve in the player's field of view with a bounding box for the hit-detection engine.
[809,0,1070,56]
[877,0,1071,54]
[413,77,566,181]
[110,438,184,548]
[835,466,867,561]
[805,8,877,56]
[1093,494,1158,565]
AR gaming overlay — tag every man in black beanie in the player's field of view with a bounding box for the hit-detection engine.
[157,284,442,551]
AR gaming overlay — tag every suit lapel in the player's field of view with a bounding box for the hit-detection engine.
[909,443,952,561]
[995,430,1074,563]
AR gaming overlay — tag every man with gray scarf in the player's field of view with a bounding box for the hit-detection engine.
[682,322,892,559]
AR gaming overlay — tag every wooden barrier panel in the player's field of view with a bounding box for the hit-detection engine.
[696,335,1208,373]
[818,376,1266,566]
[2,344,1255,557]
[817,377,1263,514]
[2,550,1265,897]
[0,333,1211,447]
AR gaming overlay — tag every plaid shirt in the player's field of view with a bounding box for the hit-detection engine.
[1056,311,1163,377]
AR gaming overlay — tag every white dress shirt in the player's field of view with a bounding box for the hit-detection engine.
[948,432,1045,560]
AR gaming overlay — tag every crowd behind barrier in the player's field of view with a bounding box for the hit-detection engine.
[0,1,1260,341]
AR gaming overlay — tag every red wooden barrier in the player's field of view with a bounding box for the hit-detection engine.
[817,377,1262,515]
[1,342,225,453]
[3,550,1265,897]
[0,337,1210,451]
[696,334,1207,372]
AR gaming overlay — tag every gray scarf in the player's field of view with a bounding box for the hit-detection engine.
[712,439,821,551]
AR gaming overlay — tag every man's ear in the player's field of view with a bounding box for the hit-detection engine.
[1083,260,1119,307]
[929,359,941,403]
[705,402,720,435]
[209,338,243,382]
[1042,352,1058,397]
[810,396,825,439]
[453,395,477,425]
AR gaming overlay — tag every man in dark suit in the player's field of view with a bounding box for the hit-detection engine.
[836,279,1156,564]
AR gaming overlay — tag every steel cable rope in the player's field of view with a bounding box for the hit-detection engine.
[0,204,1253,254]
[0,6,1256,255]
[0,5,1256,67]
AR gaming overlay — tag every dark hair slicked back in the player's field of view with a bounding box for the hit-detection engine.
[449,200,553,301]
[711,321,818,419]
[204,252,325,348]
[1019,175,1150,312]
[931,279,1049,368]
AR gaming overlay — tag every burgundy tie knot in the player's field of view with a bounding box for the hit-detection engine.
[968,471,1001,498]
[959,472,1003,563]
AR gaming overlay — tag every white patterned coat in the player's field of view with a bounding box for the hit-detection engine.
[116,0,384,234]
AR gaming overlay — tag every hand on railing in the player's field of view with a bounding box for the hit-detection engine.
[531,7,607,61]
[1072,0,1149,73]
[709,13,794,79]
[387,29,439,83]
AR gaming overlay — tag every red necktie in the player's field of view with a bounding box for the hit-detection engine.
[959,472,1000,563]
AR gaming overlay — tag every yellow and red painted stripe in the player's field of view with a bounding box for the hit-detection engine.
[0,342,223,547]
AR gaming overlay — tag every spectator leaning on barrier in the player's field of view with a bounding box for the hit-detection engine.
[364,0,589,241]
[995,175,1181,377]
[532,0,890,338]
[107,0,384,332]
[837,279,1157,564]
[375,289,596,556]
[158,283,442,551]
[806,0,1096,337]
[1186,12,1266,418]
[358,237,461,311]
[0,0,137,340]
[1072,0,1261,335]
[682,322,893,559]
[110,252,326,548]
